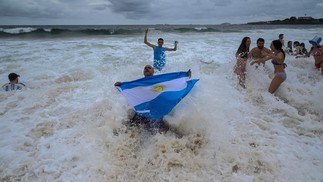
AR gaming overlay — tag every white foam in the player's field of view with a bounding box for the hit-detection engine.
[2,27,36,34]
[0,28,322,181]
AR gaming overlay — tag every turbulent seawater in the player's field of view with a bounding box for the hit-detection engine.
[0,24,322,182]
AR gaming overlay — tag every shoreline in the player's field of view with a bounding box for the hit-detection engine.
[247,16,323,25]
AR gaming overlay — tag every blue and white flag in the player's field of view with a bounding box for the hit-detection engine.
[116,71,199,119]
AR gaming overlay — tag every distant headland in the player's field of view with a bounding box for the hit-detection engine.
[247,16,323,25]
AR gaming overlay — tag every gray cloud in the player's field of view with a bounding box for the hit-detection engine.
[0,0,322,25]
[107,0,153,19]
[0,0,66,18]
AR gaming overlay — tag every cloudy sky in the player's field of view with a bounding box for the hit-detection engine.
[0,0,322,25]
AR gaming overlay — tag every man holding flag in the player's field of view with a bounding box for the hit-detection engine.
[114,65,197,133]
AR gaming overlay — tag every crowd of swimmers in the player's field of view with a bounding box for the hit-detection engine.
[234,34,323,92]
[3,32,322,95]
[2,30,322,134]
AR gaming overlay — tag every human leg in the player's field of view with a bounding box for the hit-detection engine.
[268,74,285,94]
[234,59,247,87]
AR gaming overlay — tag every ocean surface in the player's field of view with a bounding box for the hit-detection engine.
[0,24,322,182]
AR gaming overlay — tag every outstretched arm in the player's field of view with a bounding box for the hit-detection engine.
[251,50,282,65]
[166,41,178,51]
[296,46,314,58]
[144,29,155,48]
[250,57,270,65]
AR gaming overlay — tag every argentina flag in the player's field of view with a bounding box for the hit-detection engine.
[115,71,199,119]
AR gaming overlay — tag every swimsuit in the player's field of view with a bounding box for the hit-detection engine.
[236,51,249,73]
[153,46,166,71]
[271,52,287,81]
[314,49,322,56]
[239,51,249,59]
[314,49,323,68]
[271,60,287,68]
[275,72,287,81]
[315,60,323,68]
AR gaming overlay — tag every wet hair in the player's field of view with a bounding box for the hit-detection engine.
[158,38,164,42]
[279,34,284,38]
[272,40,285,58]
[293,41,300,46]
[236,37,250,57]
[257,38,265,43]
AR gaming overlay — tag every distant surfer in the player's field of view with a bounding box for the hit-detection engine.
[2,73,26,92]
[144,29,178,72]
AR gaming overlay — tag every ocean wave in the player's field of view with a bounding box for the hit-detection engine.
[0,24,318,39]
[173,27,222,33]
[0,25,242,38]
[0,27,135,38]
[3,27,38,34]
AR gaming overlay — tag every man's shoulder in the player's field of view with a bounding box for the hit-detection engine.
[250,47,259,51]
[2,83,11,91]
[18,82,26,87]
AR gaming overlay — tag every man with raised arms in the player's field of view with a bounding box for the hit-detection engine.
[144,29,178,72]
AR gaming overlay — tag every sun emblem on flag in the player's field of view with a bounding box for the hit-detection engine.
[152,85,165,92]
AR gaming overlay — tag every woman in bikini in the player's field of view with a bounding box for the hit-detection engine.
[298,36,323,75]
[234,37,251,88]
[251,40,286,94]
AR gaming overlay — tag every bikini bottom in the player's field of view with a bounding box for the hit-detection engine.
[275,72,287,81]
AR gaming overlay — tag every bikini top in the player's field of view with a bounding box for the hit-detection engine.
[271,60,287,68]
[271,51,287,68]
[237,51,249,59]
[314,50,322,56]
[310,47,322,56]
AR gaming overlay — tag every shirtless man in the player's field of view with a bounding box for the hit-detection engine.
[249,38,271,60]
[279,34,285,47]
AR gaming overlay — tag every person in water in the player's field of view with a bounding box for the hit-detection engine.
[292,41,301,56]
[250,38,271,60]
[297,36,323,75]
[251,40,287,94]
[279,34,285,47]
[115,65,192,133]
[115,65,169,133]
[284,41,293,55]
[144,29,178,72]
[234,36,251,88]
[2,73,26,92]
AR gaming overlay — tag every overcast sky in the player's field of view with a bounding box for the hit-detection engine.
[0,0,322,25]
